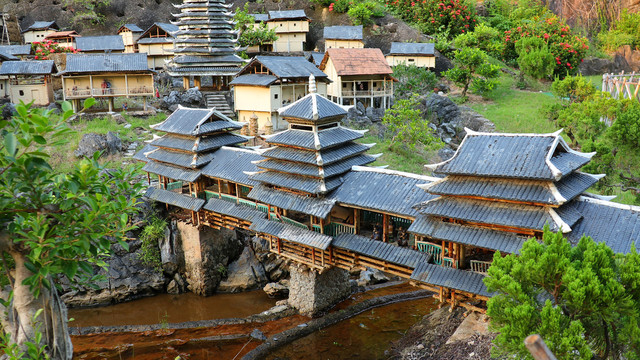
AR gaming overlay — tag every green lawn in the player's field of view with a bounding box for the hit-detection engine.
[49,112,166,173]
[356,132,441,174]
[470,75,560,134]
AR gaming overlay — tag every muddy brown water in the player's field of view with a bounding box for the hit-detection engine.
[68,290,278,327]
[72,283,437,359]
[266,297,439,360]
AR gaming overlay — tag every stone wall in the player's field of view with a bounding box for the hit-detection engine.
[288,264,351,317]
[173,221,243,296]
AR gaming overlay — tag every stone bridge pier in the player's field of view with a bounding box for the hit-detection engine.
[287,263,352,317]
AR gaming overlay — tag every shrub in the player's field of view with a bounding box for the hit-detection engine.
[332,0,351,13]
[382,93,443,151]
[385,0,478,38]
[551,74,596,103]
[485,0,549,32]
[597,30,635,52]
[444,47,501,98]
[502,16,589,77]
[516,36,555,79]
[453,23,504,57]
[392,64,438,99]
[609,100,640,147]
[138,215,166,272]
[348,3,374,25]
[32,40,77,59]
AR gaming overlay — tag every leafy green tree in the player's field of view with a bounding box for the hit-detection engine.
[233,4,278,49]
[453,24,505,58]
[392,64,437,100]
[485,229,640,360]
[551,75,597,104]
[0,101,141,358]
[64,0,110,25]
[444,48,500,98]
[516,37,555,80]
[347,3,373,26]
[382,94,443,151]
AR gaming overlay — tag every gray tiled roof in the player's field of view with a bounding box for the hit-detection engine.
[132,143,156,162]
[0,51,17,61]
[251,13,269,22]
[137,37,174,44]
[0,60,55,75]
[328,168,437,218]
[568,198,640,254]
[151,133,247,153]
[265,126,364,150]
[76,35,125,52]
[61,53,149,74]
[430,132,592,180]
[408,215,527,254]
[388,42,435,56]
[203,197,266,223]
[250,170,343,194]
[323,25,363,40]
[121,24,143,33]
[200,147,263,186]
[248,184,336,218]
[279,93,346,121]
[411,262,493,298]
[251,56,328,79]
[307,52,324,66]
[416,197,569,232]
[0,45,32,56]
[229,74,277,86]
[146,22,179,36]
[268,10,308,20]
[146,148,215,169]
[333,233,431,268]
[144,187,204,211]
[257,154,375,178]
[425,172,599,205]
[261,142,371,166]
[151,107,242,136]
[250,218,333,250]
[142,161,201,183]
[23,21,57,32]
[173,54,244,64]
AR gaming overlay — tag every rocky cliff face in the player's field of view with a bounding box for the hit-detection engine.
[1,0,179,40]
[546,0,640,28]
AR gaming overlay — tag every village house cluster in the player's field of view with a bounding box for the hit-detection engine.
[0,4,436,117]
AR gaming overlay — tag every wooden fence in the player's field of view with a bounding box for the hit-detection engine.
[602,72,640,101]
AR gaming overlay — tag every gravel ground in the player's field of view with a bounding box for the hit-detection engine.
[387,306,497,360]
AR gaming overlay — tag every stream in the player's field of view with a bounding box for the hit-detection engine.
[68,291,278,327]
[71,283,437,359]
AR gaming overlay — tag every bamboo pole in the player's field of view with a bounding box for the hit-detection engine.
[524,335,557,360]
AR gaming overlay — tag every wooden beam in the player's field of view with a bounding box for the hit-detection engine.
[524,335,558,360]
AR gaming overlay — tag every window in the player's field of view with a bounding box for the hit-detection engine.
[19,90,24,96]
[408,58,415,62]
[274,94,278,99]
[293,34,296,38]
[294,23,297,26]
[1,83,4,90]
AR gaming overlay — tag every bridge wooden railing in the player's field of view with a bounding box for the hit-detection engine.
[602,72,640,101]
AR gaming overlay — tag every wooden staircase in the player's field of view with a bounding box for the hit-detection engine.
[203,92,235,118]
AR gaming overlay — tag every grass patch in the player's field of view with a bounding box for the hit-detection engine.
[583,74,604,91]
[48,112,166,173]
[356,130,441,174]
[470,73,560,134]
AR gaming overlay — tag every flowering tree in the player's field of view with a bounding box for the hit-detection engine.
[31,41,78,60]
[502,16,588,77]
[385,0,478,37]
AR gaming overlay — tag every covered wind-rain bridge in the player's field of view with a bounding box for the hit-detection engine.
[136,84,640,312]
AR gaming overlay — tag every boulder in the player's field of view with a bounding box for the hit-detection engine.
[579,55,631,75]
[263,282,289,298]
[74,132,123,158]
[424,93,461,123]
[356,101,366,116]
[217,246,268,293]
[434,50,454,76]
[357,268,390,287]
[1,99,15,119]
[160,88,205,110]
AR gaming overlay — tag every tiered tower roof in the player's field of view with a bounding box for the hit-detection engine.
[135,106,248,182]
[247,76,378,196]
[165,0,244,77]
[409,129,602,254]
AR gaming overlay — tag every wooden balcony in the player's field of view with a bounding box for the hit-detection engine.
[341,89,393,97]
[470,259,492,275]
[64,86,154,99]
